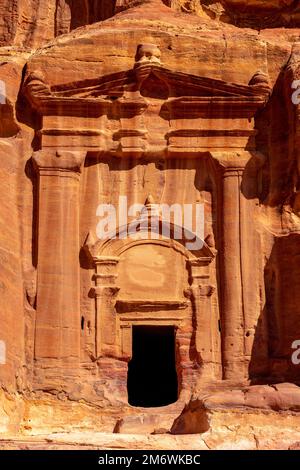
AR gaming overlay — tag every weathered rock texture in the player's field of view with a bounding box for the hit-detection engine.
[0,0,300,48]
[1,0,300,449]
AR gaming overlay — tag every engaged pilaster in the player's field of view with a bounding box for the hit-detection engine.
[93,256,120,358]
[210,151,266,381]
[32,150,86,383]
[187,258,215,379]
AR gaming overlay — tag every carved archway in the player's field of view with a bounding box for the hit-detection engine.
[84,201,216,400]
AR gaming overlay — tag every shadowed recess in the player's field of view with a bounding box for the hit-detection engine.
[127,326,178,407]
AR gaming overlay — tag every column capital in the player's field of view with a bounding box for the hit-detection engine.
[198,284,215,297]
[32,150,86,174]
[93,286,120,297]
[209,150,265,174]
[186,257,212,286]
[186,284,215,298]
[93,256,120,287]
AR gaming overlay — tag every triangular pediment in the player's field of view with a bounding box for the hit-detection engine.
[24,61,271,116]
[49,65,262,99]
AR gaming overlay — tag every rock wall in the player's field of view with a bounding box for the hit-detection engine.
[1,0,300,448]
[0,57,32,395]
[0,0,299,48]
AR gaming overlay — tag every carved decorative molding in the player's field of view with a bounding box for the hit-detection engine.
[86,229,215,262]
[135,43,162,66]
[210,150,266,173]
[115,299,188,313]
[25,46,272,156]
[94,286,120,297]
[187,257,215,286]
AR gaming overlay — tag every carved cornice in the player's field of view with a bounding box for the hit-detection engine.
[24,57,270,119]
[93,256,120,266]
[115,299,188,313]
[161,95,267,120]
[25,47,271,156]
[187,256,215,268]
[85,225,216,261]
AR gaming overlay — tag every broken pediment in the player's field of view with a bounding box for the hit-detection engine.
[24,44,271,117]
[22,45,272,155]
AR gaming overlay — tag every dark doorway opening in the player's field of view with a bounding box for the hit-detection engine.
[127,326,178,407]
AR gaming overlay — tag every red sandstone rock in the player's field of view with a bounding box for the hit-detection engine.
[0,0,299,48]
[1,0,300,449]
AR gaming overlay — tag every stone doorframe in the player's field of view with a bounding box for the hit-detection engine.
[85,224,216,397]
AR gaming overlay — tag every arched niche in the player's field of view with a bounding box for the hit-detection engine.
[85,209,216,294]
[84,220,216,402]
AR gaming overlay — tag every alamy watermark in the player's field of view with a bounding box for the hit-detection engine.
[291,340,300,365]
[0,80,6,105]
[0,341,6,365]
[291,80,300,105]
[96,196,205,251]
[289,82,300,365]
[0,82,7,365]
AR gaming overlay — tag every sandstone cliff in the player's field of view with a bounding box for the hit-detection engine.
[1,0,300,450]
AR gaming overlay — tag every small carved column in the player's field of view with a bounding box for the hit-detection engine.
[32,150,85,379]
[187,258,215,379]
[93,256,120,358]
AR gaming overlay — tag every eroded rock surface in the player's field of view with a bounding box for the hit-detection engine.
[1,0,300,449]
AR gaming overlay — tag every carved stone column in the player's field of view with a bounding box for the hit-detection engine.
[32,150,85,381]
[93,256,120,358]
[187,258,215,379]
[210,151,266,381]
